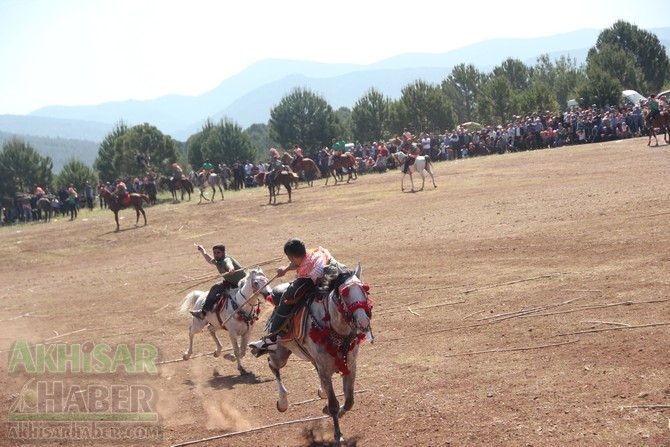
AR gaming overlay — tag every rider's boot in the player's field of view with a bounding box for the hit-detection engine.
[249,335,277,357]
[190,309,206,320]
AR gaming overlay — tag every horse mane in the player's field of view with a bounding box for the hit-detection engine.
[237,267,262,288]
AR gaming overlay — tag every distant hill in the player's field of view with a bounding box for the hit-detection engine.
[0,131,98,173]
[1,27,669,155]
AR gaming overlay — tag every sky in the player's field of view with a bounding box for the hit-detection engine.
[0,0,667,116]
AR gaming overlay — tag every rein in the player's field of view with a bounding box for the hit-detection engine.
[218,273,277,328]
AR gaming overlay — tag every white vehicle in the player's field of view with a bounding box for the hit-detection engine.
[622,89,645,107]
[656,89,670,100]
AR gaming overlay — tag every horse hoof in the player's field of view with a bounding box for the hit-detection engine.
[213,351,221,358]
[223,353,236,362]
[182,353,190,361]
[276,401,288,413]
[317,388,327,399]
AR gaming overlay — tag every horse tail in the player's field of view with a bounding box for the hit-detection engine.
[310,160,321,178]
[140,194,151,205]
[178,290,203,314]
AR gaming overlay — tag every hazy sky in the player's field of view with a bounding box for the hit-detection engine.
[1,0,667,115]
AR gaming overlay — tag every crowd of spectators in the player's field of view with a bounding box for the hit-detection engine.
[2,100,659,225]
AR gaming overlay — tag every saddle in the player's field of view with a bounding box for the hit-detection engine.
[277,305,310,342]
[277,289,329,343]
[115,193,130,205]
[275,268,349,341]
[213,293,229,315]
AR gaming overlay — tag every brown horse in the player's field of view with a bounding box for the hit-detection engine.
[644,110,670,145]
[158,176,193,202]
[281,152,322,186]
[99,187,150,231]
[324,152,358,185]
[255,171,293,205]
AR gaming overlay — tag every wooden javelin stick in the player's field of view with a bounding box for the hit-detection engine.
[174,269,244,295]
[174,247,282,295]
[218,273,279,327]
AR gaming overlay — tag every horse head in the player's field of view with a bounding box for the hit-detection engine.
[331,263,373,340]
[244,268,273,303]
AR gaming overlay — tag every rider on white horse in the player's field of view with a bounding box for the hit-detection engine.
[190,244,245,320]
[249,238,346,355]
[402,143,420,174]
[201,160,213,181]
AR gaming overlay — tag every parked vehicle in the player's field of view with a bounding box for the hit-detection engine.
[622,90,645,107]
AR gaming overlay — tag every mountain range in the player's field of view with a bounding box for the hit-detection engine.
[1,27,669,171]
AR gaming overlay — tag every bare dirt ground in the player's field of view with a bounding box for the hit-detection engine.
[2,137,670,447]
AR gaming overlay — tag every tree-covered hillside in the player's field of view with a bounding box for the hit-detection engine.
[0,132,98,173]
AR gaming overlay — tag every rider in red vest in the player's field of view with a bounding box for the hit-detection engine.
[249,238,346,356]
[114,179,128,203]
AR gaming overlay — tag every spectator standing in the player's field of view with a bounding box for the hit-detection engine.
[84,181,94,210]
[67,184,78,220]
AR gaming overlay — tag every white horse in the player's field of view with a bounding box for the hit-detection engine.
[393,150,437,192]
[179,268,272,374]
[189,171,225,203]
[253,263,373,443]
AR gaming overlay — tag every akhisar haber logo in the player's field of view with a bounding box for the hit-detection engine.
[8,378,158,422]
[8,341,158,374]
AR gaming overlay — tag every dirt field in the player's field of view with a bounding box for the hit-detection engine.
[2,137,670,447]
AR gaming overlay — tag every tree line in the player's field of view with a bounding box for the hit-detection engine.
[1,20,667,205]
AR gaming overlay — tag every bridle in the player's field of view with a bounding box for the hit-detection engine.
[226,271,270,325]
[306,274,373,375]
[335,276,372,334]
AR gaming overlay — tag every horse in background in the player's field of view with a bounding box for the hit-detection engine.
[643,109,670,146]
[158,175,193,202]
[179,268,272,374]
[281,152,322,186]
[98,187,150,231]
[324,152,358,185]
[392,150,437,192]
[189,170,225,204]
[141,180,158,205]
[253,263,373,444]
[35,196,54,222]
[256,171,294,205]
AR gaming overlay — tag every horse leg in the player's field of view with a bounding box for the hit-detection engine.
[114,211,120,231]
[287,185,292,203]
[408,171,416,193]
[207,325,223,358]
[427,165,437,189]
[218,186,224,201]
[340,364,357,416]
[183,317,207,360]
[224,329,248,375]
[268,352,291,412]
[317,369,343,443]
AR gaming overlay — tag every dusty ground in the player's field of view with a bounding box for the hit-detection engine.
[2,137,670,447]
